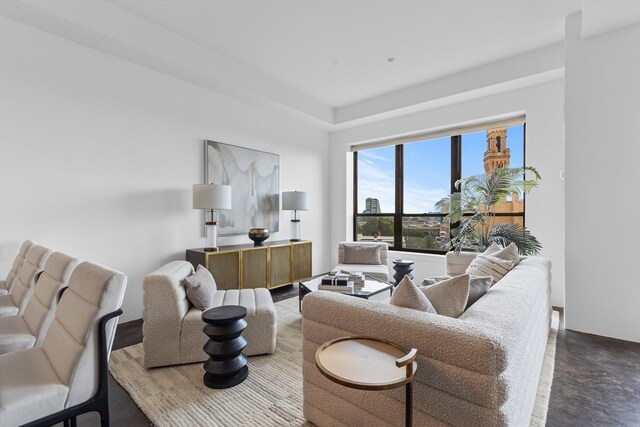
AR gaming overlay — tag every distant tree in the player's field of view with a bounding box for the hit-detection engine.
[360,217,393,236]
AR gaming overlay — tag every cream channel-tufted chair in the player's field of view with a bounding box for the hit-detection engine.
[0,244,52,317]
[0,251,79,355]
[0,240,36,296]
[0,261,127,427]
[331,241,390,282]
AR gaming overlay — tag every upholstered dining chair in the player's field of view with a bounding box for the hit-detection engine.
[0,251,79,355]
[0,261,127,427]
[0,240,35,296]
[0,244,52,317]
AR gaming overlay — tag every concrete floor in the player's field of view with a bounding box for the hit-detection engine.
[72,286,640,426]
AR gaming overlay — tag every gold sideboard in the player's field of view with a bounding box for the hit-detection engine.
[186,240,312,290]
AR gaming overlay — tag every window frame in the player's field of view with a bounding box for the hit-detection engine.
[353,124,527,254]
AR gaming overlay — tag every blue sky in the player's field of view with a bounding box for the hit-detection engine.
[357,125,524,213]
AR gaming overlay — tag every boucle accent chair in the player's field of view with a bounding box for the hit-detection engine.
[143,260,277,369]
[0,244,52,317]
[331,241,390,282]
[302,256,552,427]
[0,251,79,355]
[0,261,127,427]
[0,240,35,296]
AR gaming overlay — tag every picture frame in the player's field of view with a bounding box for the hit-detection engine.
[204,140,280,235]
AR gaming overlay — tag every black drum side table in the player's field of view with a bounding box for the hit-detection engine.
[393,259,415,285]
[202,305,248,389]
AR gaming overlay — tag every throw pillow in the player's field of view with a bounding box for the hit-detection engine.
[183,265,217,311]
[465,254,514,283]
[390,276,436,313]
[483,242,502,255]
[420,274,470,318]
[466,275,493,309]
[343,244,382,265]
[421,275,452,286]
[490,242,521,266]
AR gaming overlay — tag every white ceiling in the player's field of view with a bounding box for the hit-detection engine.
[2,0,638,128]
[108,0,638,108]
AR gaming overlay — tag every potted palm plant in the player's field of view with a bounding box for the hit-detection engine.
[435,166,542,255]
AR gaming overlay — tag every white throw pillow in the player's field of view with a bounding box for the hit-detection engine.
[390,276,436,313]
[483,242,502,255]
[490,242,520,266]
[420,274,470,318]
[466,254,514,282]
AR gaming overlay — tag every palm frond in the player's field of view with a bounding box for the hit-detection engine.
[488,223,542,255]
[436,166,543,254]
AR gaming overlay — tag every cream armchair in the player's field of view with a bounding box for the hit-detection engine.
[0,244,52,317]
[331,241,390,282]
[0,261,127,427]
[0,251,79,355]
[0,240,35,296]
[143,261,277,369]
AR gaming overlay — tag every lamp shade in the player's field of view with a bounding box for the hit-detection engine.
[282,191,309,211]
[193,184,232,210]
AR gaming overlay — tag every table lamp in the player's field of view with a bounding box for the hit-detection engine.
[193,184,232,251]
[282,191,309,242]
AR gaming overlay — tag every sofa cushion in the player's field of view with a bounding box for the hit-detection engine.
[342,244,381,265]
[0,347,69,426]
[421,274,470,318]
[0,315,36,355]
[390,276,436,313]
[183,265,217,311]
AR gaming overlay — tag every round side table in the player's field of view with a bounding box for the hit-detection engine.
[315,336,417,427]
[393,259,415,285]
[202,305,248,389]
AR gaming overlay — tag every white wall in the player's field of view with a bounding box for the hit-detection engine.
[330,79,566,307]
[564,15,640,342]
[0,18,330,322]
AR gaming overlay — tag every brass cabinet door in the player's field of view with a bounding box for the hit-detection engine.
[242,247,268,289]
[206,251,240,290]
[269,245,292,289]
[292,241,312,281]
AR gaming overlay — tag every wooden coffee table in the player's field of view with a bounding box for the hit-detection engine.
[315,336,417,427]
[298,273,393,312]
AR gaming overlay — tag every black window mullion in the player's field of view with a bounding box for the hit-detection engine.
[353,151,358,241]
[394,145,403,250]
[451,135,461,193]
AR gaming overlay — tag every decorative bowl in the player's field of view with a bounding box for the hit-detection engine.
[248,228,270,246]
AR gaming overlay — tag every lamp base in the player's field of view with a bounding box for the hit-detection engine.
[204,247,220,252]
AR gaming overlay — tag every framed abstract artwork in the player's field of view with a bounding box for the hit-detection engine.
[205,140,280,235]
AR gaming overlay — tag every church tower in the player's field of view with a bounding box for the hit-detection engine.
[483,128,510,173]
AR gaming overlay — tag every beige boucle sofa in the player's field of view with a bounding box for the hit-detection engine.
[302,254,552,426]
[143,261,276,369]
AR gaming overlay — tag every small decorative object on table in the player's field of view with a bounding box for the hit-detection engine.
[248,228,270,245]
[202,305,248,389]
[393,259,415,285]
[318,274,353,292]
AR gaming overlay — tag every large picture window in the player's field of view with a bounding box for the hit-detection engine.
[354,122,526,254]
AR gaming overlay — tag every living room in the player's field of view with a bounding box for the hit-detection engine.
[0,1,638,426]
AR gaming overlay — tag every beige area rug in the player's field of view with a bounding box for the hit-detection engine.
[109,299,559,427]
